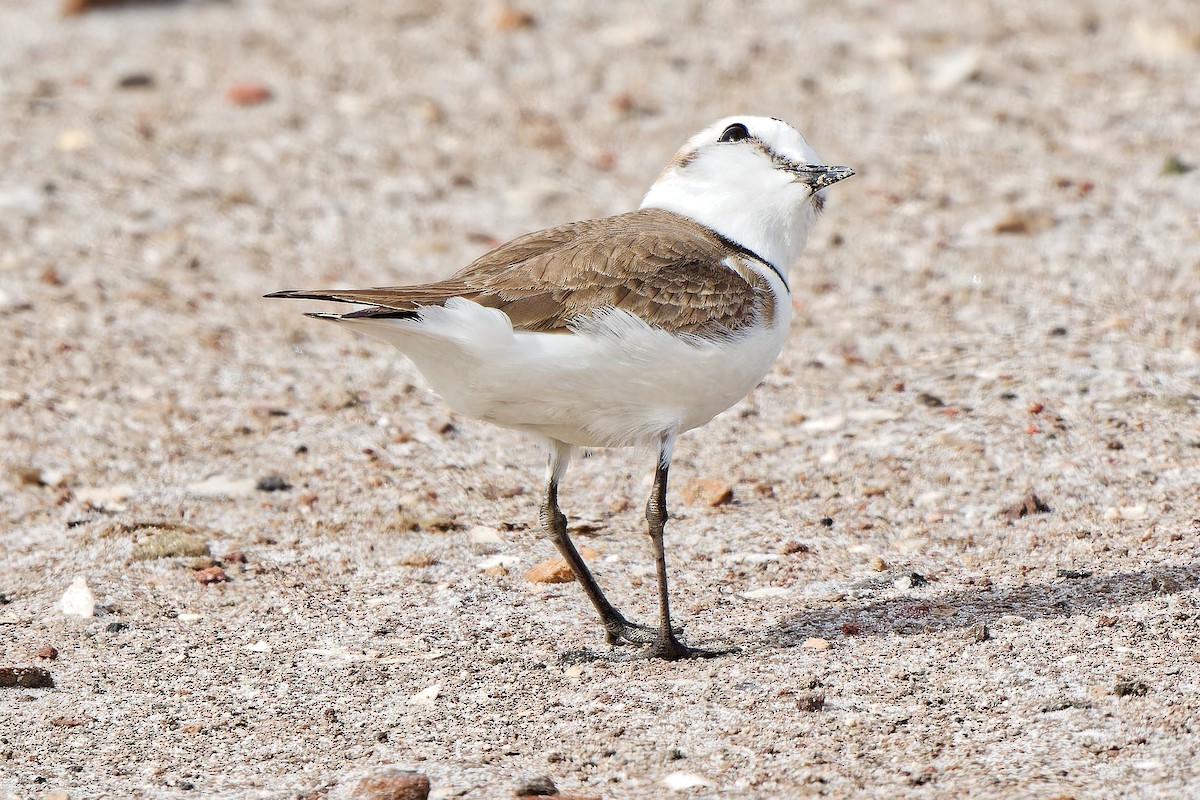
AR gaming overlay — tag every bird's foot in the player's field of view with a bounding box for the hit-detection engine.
[603,616,682,646]
[645,631,737,661]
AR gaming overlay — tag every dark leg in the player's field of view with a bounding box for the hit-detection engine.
[644,434,725,660]
[540,442,657,646]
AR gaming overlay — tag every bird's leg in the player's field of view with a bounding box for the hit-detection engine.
[539,442,657,646]
[643,434,721,660]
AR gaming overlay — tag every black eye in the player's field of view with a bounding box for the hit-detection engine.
[718,123,750,143]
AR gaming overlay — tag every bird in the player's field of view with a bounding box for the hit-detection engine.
[267,116,853,660]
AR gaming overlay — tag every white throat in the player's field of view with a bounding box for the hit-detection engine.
[639,167,819,282]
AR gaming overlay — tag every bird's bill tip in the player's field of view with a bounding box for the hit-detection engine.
[791,164,854,190]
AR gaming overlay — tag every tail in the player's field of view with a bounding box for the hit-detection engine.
[264,289,418,320]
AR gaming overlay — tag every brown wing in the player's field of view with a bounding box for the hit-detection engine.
[266,208,773,335]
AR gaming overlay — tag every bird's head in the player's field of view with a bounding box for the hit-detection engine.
[642,116,853,278]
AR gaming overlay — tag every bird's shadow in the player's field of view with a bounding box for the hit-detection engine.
[754,560,1199,650]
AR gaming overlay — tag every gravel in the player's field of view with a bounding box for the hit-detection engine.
[2,0,1199,798]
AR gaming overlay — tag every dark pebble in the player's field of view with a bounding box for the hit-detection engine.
[1056,569,1092,579]
[795,692,826,712]
[117,72,155,89]
[917,392,945,407]
[256,475,292,492]
[1114,680,1149,697]
[820,517,834,527]
[514,775,558,796]
[37,645,59,660]
[0,667,55,689]
[106,622,129,633]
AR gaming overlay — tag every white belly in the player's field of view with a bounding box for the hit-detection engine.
[335,297,791,448]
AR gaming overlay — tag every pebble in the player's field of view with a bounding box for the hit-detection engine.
[802,637,831,651]
[256,474,292,492]
[352,768,431,800]
[491,4,536,30]
[74,485,132,511]
[131,528,211,561]
[55,129,93,152]
[0,666,54,689]
[188,474,258,498]
[525,546,596,584]
[662,772,712,790]
[37,645,59,660]
[195,566,228,585]
[397,551,436,567]
[513,775,557,796]
[226,82,273,106]
[795,692,825,712]
[117,72,154,89]
[405,683,441,706]
[870,556,888,572]
[964,623,990,642]
[467,525,504,545]
[59,576,96,618]
[1105,505,1148,522]
[679,477,734,507]
[1113,680,1149,698]
[1150,574,1181,594]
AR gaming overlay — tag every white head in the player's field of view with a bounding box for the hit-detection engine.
[641,116,853,280]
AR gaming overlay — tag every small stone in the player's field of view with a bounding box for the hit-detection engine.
[513,775,557,796]
[405,683,441,706]
[222,551,248,564]
[491,4,536,30]
[680,477,734,507]
[482,564,509,578]
[525,546,596,584]
[1056,568,1092,580]
[1162,154,1194,175]
[195,566,227,585]
[964,622,990,642]
[37,645,59,660]
[795,692,825,712]
[662,772,712,791]
[397,551,436,567]
[0,666,54,689]
[75,485,133,511]
[56,129,93,152]
[352,768,431,800]
[59,576,95,618]
[802,637,831,651]
[188,474,257,498]
[779,540,811,555]
[1002,489,1051,521]
[994,209,1053,235]
[870,556,888,572]
[226,82,273,106]
[131,528,211,561]
[916,392,945,407]
[105,622,128,633]
[117,72,154,89]
[467,525,504,545]
[1113,680,1149,698]
[1149,574,1181,594]
[256,474,292,492]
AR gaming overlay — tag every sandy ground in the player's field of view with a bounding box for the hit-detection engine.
[3,1,1200,798]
